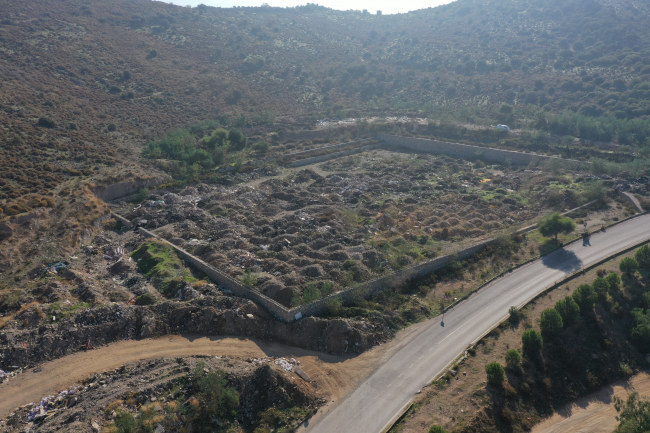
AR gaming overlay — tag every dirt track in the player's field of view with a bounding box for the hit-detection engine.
[0,334,393,420]
[532,372,650,433]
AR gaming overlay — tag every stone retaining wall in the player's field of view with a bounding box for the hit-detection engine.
[378,133,586,168]
[133,223,494,322]
[138,228,295,322]
[112,213,132,228]
[288,144,381,167]
[284,138,373,160]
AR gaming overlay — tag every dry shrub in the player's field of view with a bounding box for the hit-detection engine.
[104,399,123,417]
[500,407,516,425]
[504,383,517,399]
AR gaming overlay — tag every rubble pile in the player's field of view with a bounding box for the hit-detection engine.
[26,385,81,422]
[227,249,261,269]
[1,355,321,432]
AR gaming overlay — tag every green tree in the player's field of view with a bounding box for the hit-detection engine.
[614,392,650,433]
[555,296,580,326]
[538,213,576,241]
[630,309,650,353]
[540,308,564,339]
[485,362,505,386]
[573,284,596,314]
[593,277,610,301]
[429,426,447,433]
[522,329,543,354]
[635,245,650,270]
[228,128,248,150]
[505,349,521,367]
[202,128,229,149]
[620,257,639,275]
[607,273,622,294]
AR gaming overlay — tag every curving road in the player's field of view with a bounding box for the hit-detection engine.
[304,214,650,433]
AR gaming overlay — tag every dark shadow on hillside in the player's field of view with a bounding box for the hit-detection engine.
[541,248,583,274]
[181,334,356,364]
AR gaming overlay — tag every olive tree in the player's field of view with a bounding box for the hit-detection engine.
[538,213,576,241]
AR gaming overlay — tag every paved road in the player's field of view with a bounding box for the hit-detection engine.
[306,214,650,433]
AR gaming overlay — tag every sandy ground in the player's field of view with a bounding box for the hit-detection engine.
[0,331,408,421]
[532,372,650,433]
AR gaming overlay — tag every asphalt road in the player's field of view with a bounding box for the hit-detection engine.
[305,214,650,433]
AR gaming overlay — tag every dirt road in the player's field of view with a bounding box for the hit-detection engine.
[532,372,650,433]
[0,334,392,420]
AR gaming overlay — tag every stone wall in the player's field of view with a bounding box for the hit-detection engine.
[95,177,168,202]
[378,133,586,168]
[134,224,494,322]
[288,144,381,167]
[138,228,295,322]
[112,213,132,229]
[284,138,373,160]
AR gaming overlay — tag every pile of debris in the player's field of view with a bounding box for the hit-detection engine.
[273,357,298,372]
[26,385,81,422]
[227,249,262,269]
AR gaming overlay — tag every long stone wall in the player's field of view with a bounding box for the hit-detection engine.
[138,228,296,322]
[284,138,373,160]
[133,223,494,322]
[288,144,381,167]
[378,133,586,168]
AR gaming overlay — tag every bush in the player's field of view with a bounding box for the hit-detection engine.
[620,257,639,275]
[114,409,136,432]
[302,284,321,303]
[485,362,505,386]
[146,49,158,59]
[228,128,248,150]
[325,297,342,316]
[572,284,596,314]
[122,70,132,81]
[505,349,521,367]
[607,273,622,293]
[252,141,270,153]
[635,245,650,270]
[508,306,520,324]
[135,293,157,305]
[540,308,564,339]
[109,85,122,94]
[522,329,543,354]
[429,426,447,433]
[239,270,258,287]
[38,117,56,128]
[555,296,580,326]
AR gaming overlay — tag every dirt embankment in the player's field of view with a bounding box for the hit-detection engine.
[0,295,392,369]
